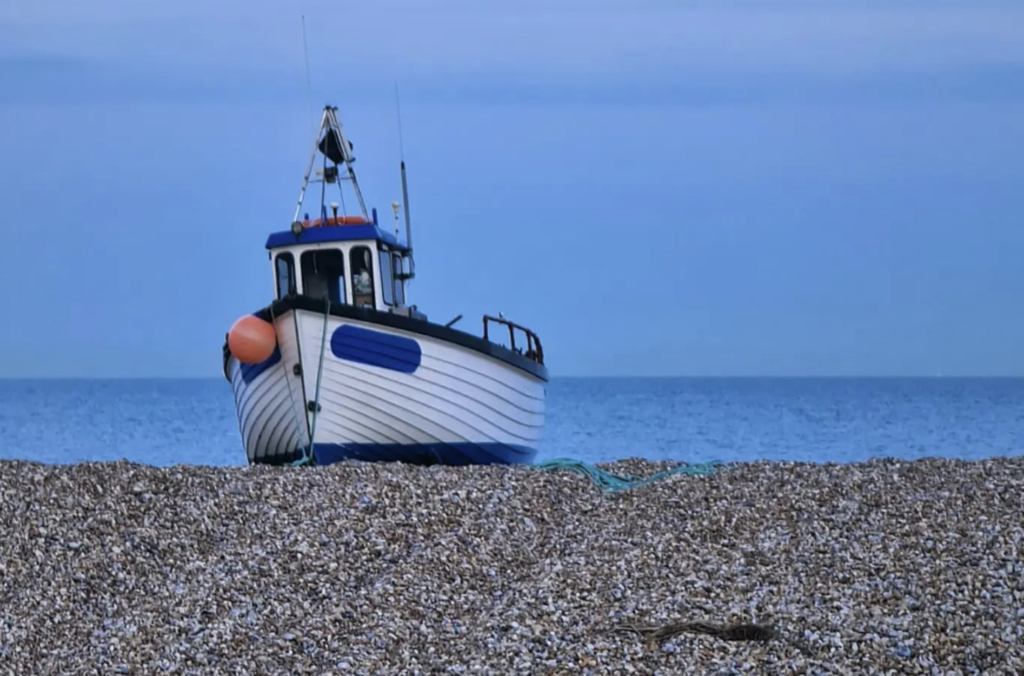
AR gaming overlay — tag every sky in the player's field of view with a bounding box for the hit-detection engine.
[1,0,1023,377]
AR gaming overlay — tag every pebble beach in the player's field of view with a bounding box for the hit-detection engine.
[1,456,1022,675]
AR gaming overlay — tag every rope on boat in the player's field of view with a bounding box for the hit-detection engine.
[292,298,331,467]
[274,303,311,461]
[531,457,730,492]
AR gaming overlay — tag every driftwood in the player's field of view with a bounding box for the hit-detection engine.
[612,620,813,654]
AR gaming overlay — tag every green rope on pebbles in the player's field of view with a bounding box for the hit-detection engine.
[532,457,731,492]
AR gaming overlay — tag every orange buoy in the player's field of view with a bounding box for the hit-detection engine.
[228,315,277,364]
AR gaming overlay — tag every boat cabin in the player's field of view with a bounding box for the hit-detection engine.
[266,105,422,318]
[265,211,416,316]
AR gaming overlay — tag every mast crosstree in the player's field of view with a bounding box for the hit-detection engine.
[292,105,369,224]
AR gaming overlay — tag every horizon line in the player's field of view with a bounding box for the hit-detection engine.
[2,374,1023,381]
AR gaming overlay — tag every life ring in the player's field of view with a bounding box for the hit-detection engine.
[306,215,368,228]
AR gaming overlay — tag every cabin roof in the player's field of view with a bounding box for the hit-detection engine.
[265,224,410,251]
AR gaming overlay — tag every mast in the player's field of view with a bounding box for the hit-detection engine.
[291,105,369,225]
[394,82,416,281]
[400,159,415,280]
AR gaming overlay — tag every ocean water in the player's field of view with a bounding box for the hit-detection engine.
[0,378,1021,467]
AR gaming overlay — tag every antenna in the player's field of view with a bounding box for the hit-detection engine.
[301,15,314,133]
[401,160,413,278]
[394,80,405,161]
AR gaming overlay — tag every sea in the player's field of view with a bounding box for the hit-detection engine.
[0,377,1021,467]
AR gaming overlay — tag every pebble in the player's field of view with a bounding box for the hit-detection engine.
[0,456,1022,674]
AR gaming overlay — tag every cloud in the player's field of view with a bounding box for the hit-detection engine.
[2,1,1023,108]
[3,52,1024,109]
[0,54,303,105]
[399,62,1024,107]
[3,2,1023,82]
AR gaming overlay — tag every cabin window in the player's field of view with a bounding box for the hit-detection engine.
[275,253,296,299]
[350,246,375,307]
[300,249,345,304]
[379,247,395,306]
[392,253,405,306]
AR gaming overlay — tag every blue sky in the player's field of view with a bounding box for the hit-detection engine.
[1,0,1023,377]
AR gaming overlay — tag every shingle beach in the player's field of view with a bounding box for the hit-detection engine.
[1,457,1022,675]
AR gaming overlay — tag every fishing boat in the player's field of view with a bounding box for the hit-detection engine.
[222,104,547,466]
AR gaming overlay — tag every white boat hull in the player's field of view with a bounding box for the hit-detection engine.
[225,301,546,465]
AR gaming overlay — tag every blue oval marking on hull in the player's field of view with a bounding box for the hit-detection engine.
[330,324,422,374]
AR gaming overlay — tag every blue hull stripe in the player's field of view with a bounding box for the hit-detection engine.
[240,345,282,384]
[330,324,422,374]
[312,442,537,466]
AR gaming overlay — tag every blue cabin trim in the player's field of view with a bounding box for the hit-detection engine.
[265,225,409,251]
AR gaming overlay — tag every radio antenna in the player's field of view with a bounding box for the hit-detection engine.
[394,80,406,161]
[301,15,314,133]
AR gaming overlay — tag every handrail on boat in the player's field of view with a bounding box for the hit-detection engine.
[482,315,545,365]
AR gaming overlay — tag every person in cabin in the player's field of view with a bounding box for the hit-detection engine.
[353,268,372,295]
